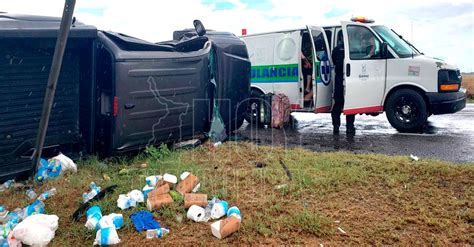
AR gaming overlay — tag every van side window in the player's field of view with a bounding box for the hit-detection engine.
[324,30,332,51]
[347,25,381,60]
[310,29,328,62]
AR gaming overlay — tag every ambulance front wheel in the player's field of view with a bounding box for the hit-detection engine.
[385,89,428,133]
[245,89,264,125]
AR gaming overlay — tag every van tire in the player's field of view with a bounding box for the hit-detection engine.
[244,89,263,125]
[385,89,428,132]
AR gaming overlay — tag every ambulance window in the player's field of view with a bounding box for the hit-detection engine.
[347,25,381,60]
[324,30,332,50]
[310,29,328,62]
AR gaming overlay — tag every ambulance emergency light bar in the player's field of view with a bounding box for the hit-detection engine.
[351,16,375,23]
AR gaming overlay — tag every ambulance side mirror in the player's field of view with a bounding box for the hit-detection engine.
[193,20,206,37]
[381,42,389,58]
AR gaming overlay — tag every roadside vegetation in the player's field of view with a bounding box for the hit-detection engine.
[1,143,473,245]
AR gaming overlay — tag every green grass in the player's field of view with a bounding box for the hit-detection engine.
[0,142,472,245]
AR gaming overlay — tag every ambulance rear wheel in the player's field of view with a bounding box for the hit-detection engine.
[385,89,428,132]
[245,89,263,125]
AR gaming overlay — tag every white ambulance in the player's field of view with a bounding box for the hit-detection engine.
[242,17,467,132]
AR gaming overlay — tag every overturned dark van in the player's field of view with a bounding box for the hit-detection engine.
[0,14,250,181]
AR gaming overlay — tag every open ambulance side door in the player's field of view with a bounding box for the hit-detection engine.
[341,21,387,115]
[307,25,333,113]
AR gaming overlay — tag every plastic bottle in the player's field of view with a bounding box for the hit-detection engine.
[0,206,8,223]
[26,189,37,200]
[24,200,45,217]
[38,188,57,201]
[211,201,229,219]
[146,228,170,239]
[82,182,101,203]
[0,180,14,192]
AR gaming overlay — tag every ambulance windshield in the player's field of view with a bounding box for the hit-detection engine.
[372,25,417,58]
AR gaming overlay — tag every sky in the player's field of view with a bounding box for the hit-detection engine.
[1,0,473,72]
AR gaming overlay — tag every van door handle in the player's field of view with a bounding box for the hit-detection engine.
[124,103,135,110]
[346,64,351,77]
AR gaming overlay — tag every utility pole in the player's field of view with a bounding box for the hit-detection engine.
[31,0,77,180]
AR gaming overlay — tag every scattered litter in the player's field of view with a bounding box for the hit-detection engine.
[0,205,8,223]
[146,193,173,210]
[410,154,419,161]
[72,185,118,222]
[176,172,199,195]
[148,184,170,198]
[337,227,347,234]
[146,175,163,187]
[0,180,15,192]
[23,200,45,217]
[85,206,102,230]
[211,215,241,239]
[130,211,160,232]
[12,214,59,246]
[94,225,120,246]
[213,141,222,147]
[274,184,288,190]
[97,213,124,230]
[82,182,101,203]
[127,190,144,203]
[140,163,148,168]
[146,228,170,239]
[117,194,137,210]
[184,193,208,208]
[163,173,177,186]
[49,153,77,173]
[102,174,111,181]
[25,189,37,200]
[38,188,57,201]
[35,158,62,182]
[334,220,340,224]
[187,205,206,222]
[142,185,155,200]
[211,200,229,219]
[227,206,241,221]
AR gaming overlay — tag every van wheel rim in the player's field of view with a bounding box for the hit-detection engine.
[247,101,259,121]
[395,97,417,123]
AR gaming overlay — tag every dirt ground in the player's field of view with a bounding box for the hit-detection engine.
[1,143,473,245]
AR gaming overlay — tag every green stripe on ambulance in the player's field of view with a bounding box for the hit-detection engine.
[251,64,298,83]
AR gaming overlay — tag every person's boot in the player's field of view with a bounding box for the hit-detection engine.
[333,125,340,135]
[346,125,356,135]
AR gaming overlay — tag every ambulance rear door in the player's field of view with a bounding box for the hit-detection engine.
[307,25,333,113]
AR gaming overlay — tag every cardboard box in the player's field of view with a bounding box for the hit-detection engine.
[147,193,173,210]
[211,216,241,239]
[176,173,199,195]
[184,193,208,208]
[147,183,170,198]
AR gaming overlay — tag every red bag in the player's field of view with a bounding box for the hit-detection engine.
[271,94,290,128]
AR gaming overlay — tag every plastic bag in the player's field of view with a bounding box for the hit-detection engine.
[35,159,62,182]
[49,153,77,173]
[85,206,102,230]
[94,226,120,246]
[12,214,58,247]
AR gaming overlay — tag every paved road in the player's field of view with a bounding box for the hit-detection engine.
[236,104,474,163]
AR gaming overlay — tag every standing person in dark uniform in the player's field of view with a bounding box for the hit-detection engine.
[331,32,355,134]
